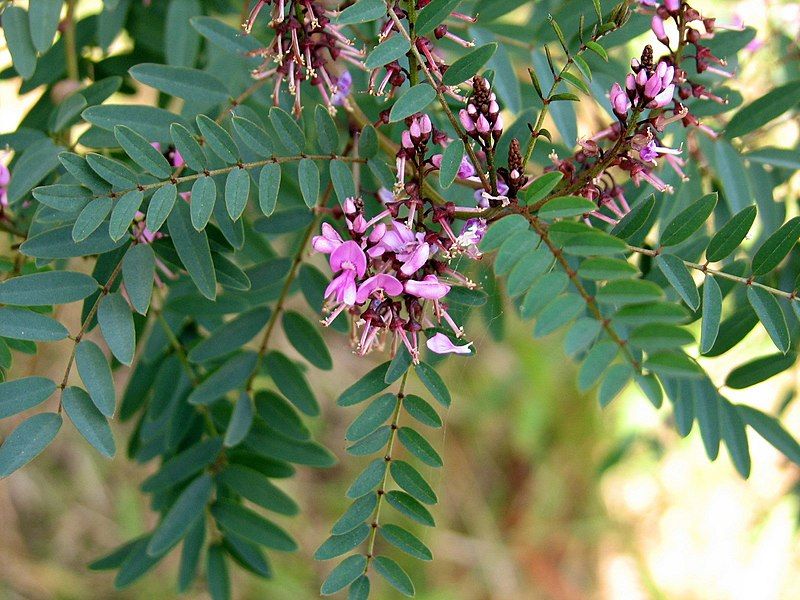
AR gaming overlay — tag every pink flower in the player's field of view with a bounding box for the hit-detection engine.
[426,332,473,355]
[331,71,352,106]
[356,274,403,303]
[405,274,450,300]
[610,83,631,118]
[324,241,366,306]
[0,163,10,208]
[312,223,344,254]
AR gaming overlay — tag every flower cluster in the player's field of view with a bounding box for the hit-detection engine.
[369,1,476,99]
[244,0,363,114]
[312,112,492,361]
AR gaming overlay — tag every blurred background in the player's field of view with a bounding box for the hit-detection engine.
[2,0,800,598]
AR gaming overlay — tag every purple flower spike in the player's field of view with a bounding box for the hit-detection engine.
[426,332,473,355]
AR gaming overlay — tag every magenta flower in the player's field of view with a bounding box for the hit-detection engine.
[356,274,403,304]
[610,83,632,118]
[405,275,450,300]
[312,223,344,254]
[426,333,473,355]
[324,241,366,307]
[0,162,10,208]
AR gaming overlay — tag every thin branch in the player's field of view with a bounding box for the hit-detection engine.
[364,369,410,571]
[629,245,800,301]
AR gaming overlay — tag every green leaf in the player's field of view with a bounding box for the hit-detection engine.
[129,63,229,105]
[225,392,254,448]
[232,116,273,157]
[315,523,371,560]
[726,353,797,389]
[206,544,230,600]
[33,183,93,211]
[578,341,617,391]
[147,474,212,556]
[596,279,664,305]
[629,324,694,352]
[379,524,433,561]
[73,197,113,242]
[598,364,633,407]
[98,292,136,365]
[562,231,626,256]
[224,167,250,221]
[28,0,63,53]
[197,114,238,163]
[726,80,800,138]
[521,172,563,206]
[334,0,385,24]
[0,377,56,419]
[86,153,138,188]
[4,6,37,79]
[258,164,281,216]
[146,184,178,233]
[0,307,68,341]
[141,438,224,492]
[479,214,528,251]
[170,123,207,171]
[330,159,356,205]
[168,200,217,299]
[660,192,717,247]
[416,0,462,34]
[114,125,173,178]
[123,244,155,314]
[507,248,553,297]
[109,190,144,241]
[390,460,437,504]
[165,0,201,67]
[656,254,700,310]
[76,341,116,417]
[365,35,411,70]
[178,518,205,591]
[737,404,800,466]
[751,216,800,276]
[346,426,391,456]
[269,107,305,154]
[315,105,340,154]
[189,307,271,363]
[520,272,569,319]
[611,195,655,240]
[403,395,442,428]
[52,93,88,133]
[719,398,751,478]
[389,84,437,122]
[614,302,689,326]
[218,464,298,515]
[747,287,790,353]
[397,427,442,467]
[61,386,117,458]
[191,15,262,56]
[281,311,332,370]
[338,362,390,406]
[700,276,722,354]
[564,318,601,357]
[706,205,757,262]
[745,147,800,170]
[439,139,465,189]
[21,224,126,259]
[643,351,703,379]
[714,140,752,212]
[0,271,98,306]
[442,42,498,85]
[265,351,318,416]
[298,159,320,208]
[538,196,596,219]
[346,394,396,442]
[692,378,721,460]
[373,556,415,597]
[332,493,377,535]
[188,352,257,405]
[415,362,451,407]
[84,104,187,145]
[585,40,608,61]
[7,139,62,205]
[359,125,378,159]
[0,413,62,478]
[212,500,297,551]
[578,257,637,281]
[533,294,584,337]
[385,490,435,526]
[495,229,537,274]
[320,555,367,595]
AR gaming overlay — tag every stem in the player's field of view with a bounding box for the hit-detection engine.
[92,154,364,201]
[629,245,800,301]
[385,6,491,192]
[64,0,79,81]
[364,369,410,571]
[406,0,419,87]
[244,184,334,392]
[57,253,126,410]
[521,211,641,372]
